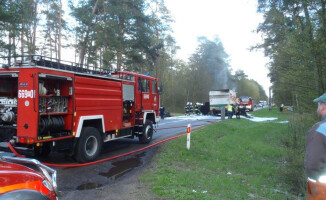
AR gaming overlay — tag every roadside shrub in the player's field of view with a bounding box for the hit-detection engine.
[281,113,317,196]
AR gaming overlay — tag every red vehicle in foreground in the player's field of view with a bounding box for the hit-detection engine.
[0,155,57,200]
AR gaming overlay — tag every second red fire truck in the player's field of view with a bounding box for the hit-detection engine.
[0,55,160,163]
[239,96,254,112]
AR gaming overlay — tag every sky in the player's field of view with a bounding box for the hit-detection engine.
[164,0,271,95]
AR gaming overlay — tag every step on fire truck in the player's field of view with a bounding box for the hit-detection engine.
[0,55,160,163]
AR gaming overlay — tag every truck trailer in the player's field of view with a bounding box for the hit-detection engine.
[209,89,236,115]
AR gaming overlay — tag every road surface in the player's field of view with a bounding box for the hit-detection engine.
[49,115,220,199]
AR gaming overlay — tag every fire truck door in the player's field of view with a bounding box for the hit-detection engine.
[141,78,151,110]
[151,80,158,111]
[135,77,142,111]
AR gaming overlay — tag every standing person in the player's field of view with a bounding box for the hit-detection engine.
[189,102,193,115]
[235,98,241,119]
[280,104,284,112]
[227,104,233,119]
[235,104,240,119]
[194,103,200,115]
[185,102,189,115]
[160,106,165,120]
[306,94,326,199]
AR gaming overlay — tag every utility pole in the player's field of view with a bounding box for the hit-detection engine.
[269,87,272,111]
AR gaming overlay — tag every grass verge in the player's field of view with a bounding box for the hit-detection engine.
[170,113,184,117]
[141,108,302,199]
[281,112,317,195]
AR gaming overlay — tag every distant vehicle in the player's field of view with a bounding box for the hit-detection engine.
[239,96,254,111]
[164,111,171,118]
[209,89,236,115]
[258,100,267,107]
[0,155,57,200]
[200,102,210,115]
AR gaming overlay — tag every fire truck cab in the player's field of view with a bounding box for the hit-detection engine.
[239,96,254,112]
[0,55,160,163]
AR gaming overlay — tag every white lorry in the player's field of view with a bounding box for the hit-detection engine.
[209,89,236,115]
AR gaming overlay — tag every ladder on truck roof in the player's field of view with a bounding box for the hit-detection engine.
[0,55,114,76]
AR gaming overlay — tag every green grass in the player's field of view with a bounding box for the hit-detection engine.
[251,107,289,121]
[141,108,298,199]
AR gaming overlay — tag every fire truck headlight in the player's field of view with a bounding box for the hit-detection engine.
[319,175,326,183]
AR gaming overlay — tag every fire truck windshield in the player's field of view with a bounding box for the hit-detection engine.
[241,96,250,102]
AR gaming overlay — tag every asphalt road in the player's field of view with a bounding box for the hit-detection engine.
[49,115,220,199]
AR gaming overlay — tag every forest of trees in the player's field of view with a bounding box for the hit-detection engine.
[0,0,267,113]
[257,0,326,113]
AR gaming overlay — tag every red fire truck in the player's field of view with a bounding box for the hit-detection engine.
[239,96,254,112]
[0,55,160,163]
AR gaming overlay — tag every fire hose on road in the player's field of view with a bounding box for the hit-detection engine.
[7,120,217,168]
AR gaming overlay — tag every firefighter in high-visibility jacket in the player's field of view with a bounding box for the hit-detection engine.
[306,93,326,199]
[227,104,233,119]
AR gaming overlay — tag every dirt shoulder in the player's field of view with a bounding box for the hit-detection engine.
[59,146,161,200]
[61,169,159,200]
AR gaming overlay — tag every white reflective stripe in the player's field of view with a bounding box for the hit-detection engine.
[308,177,317,182]
[143,111,155,124]
[76,115,105,138]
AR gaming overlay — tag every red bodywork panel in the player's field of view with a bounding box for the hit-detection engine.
[74,75,123,132]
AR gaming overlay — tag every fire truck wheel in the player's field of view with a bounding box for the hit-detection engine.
[139,120,153,144]
[75,127,103,163]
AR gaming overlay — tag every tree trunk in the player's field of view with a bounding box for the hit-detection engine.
[117,18,125,71]
[21,21,24,57]
[8,29,12,65]
[117,47,123,71]
[321,0,326,41]
[303,1,325,94]
[292,5,304,33]
[153,9,160,78]
[79,0,99,66]
[54,28,58,59]
[320,0,326,91]
[13,30,16,62]
[50,28,53,58]
[58,0,62,60]
[32,0,39,54]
